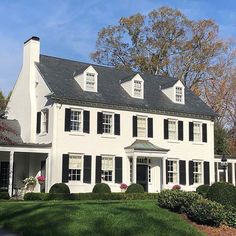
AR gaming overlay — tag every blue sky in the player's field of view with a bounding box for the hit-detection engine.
[1,0,236,95]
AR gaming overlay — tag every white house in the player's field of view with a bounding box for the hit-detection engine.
[1,36,233,197]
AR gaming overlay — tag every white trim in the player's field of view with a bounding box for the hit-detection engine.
[68,153,84,183]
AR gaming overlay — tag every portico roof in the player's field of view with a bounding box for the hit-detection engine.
[125,139,169,152]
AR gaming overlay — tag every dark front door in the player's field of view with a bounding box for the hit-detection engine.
[137,164,148,192]
[0,162,9,191]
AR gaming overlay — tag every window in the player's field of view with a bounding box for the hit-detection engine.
[70,110,82,132]
[129,158,133,183]
[102,156,113,182]
[148,159,151,183]
[167,160,178,184]
[193,161,202,184]
[86,73,95,91]
[69,155,82,181]
[175,87,183,103]
[193,123,201,142]
[41,110,48,133]
[134,80,142,98]
[103,113,113,134]
[168,120,177,140]
[137,116,146,137]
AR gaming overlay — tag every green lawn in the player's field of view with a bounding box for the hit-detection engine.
[0,200,204,236]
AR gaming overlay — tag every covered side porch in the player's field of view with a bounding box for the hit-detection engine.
[0,143,51,197]
[125,140,169,193]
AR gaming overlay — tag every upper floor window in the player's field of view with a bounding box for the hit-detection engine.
[193,123,201,142]
[41,109,49,133]
[168,120,177,140]
[175,87,183,103]
[167,160,178,184]
[103,113,113,134]
[102,156,113,182]
[193,161,202,184]
[86,73,95,91]
[133,80,143,98]
[69,154,82,181]
[137,116,146,137]
[70,110,82,132]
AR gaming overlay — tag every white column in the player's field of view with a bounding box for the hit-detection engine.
[45,153,51,192]
[162,157,166,190]
[132,155,137,183]
[232,162,235,186]
[8,151,14,197]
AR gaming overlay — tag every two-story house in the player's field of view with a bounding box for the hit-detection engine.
[0,36,220,196]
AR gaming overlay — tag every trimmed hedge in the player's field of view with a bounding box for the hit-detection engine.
[196,184,210,198]
[0,192,10,200]
[207,182,236,208]
[126,184,144,193]
[187,199,224,227]
[92,183,111,194]
[49,183,70,194]
[24,192,158,201]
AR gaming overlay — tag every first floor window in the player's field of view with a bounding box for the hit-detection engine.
[102,156,113,182]
[69,155,82,181]
[168,120,177,140]
[193,161,202,184]
[148,159,151,183]
[167,160,178,183]
[129,158,133,183]
[137,116,146,137]
[103,113,113,134]
[70,110,82,131]
[193,123,201,142]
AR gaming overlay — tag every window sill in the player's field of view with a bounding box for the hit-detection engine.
[69,132,85,136]
[167,140,180,144]
[38,132,48,137]
[68,181,83,185]
[192,142,204,146]
[101,134,116,139]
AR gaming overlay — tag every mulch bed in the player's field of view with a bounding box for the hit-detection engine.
[181,214,236,236]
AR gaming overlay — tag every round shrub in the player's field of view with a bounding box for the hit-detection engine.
[49,183,70,194]
[92,183,111,193]
[180,191,203,213]
[187,199,224,227]
[223,206,236,228]
[196,184,210,198]
[126,184,144,193]
[207,182,236,208]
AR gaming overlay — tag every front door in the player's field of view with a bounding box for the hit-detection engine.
[137,164,148,192]
[40,161,46,193]
[0,162,9,191]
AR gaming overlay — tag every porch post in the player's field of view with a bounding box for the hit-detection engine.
[8,151,14,197]
[162,157,166,190]
[233,162,235,186]
[45,153,50,192]
[132,155,137,183]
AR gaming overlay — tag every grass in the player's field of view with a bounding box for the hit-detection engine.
[0,200,204,236]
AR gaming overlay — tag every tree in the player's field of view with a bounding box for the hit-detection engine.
[214,124,230,155]
[0,90,6,110]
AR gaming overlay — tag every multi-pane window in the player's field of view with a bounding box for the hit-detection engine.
[193,123,201,142]
[134,80,142,98]
[86,73,95,91]
[137,116,146,137]
[193,161,202,184]
[70,110,82,132]
[148,159,151,183]
[41,110,48,133]
[176,87,183,102]
[102,156,113,182]
[103,113,113,134]
[167,160,178,184]
[69,155,82,181]
[129,158,133,183]
[168,120,177,140]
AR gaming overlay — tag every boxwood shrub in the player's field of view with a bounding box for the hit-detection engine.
[92,183,111,193]
[126,184,144,193]
[223,206,236,228]
[0,192,10,200]
[196,184,210,198]
[24,192,48,201]
[207,182,236,208]
[187,199,225,227]
[49,183,70,194]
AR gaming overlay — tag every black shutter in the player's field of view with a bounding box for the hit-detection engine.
[65,109,71,132]
[202,123,207,142]
[36,112,41,134]
[179,160,186,185]
[189,122,194,141]
[166,159,169,184]
[228,163,232,183]
[83,110,90,133]
[148,118,153,138]
[96,156,102,183]
[45,110,49,133]
[133,116,137,137]
[97,112,103,134]
[204,161,210,185]
[115,156,122,183]
[215,162,218,182]
[189,161,194,185]
[83,155,91,183]
[178,121,183,141]
[114,114,120,135]
[164,119,168,139]
[62,154,69,183]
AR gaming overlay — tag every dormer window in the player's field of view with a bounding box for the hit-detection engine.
[134,80,142,98]
[86,73,95,91]
[175,87,183,103]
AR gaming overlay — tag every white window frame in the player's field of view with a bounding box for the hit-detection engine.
[175,86,183,103]
[193,160,203,185]
[70,109,83,132]
[193,122,202,142]
[168,119,177,140]
[68,154,83,182]
[167,159,179,184]
[101,155,114,183]
[41,109,48,134]
[133,80,143,98]
[102,112,114,135]
[85,72,96,91]
[137,116,147,138]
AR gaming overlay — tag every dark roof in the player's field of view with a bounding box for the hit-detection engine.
[36,55,216,119]
[0,119,23,145]
[0,143,52,148]
[125,139,169,152]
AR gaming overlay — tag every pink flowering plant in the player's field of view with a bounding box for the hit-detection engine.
[172,184,181,190]
[37,175,45,182]
[120,183,128,190]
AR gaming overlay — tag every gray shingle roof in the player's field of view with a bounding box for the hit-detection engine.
[36,55,216,119]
